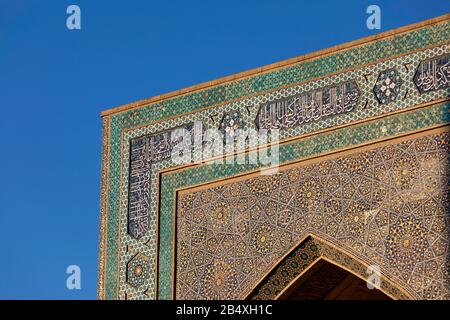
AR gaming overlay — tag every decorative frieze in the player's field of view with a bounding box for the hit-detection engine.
[255,81,360,130]
[414,54,450,93]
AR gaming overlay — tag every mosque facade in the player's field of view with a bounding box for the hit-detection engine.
[97,15,450,300]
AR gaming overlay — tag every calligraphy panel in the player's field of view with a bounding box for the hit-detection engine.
[414,54,450,93]
[128,122,203,239]
[255,80,360,130]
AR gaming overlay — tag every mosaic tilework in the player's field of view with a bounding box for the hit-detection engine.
[116,21,450,131]
[129,47,449,300]
[99,18,450,300]
[119,100,449,300]
[97,117,109,300]
[158,102,449,300]
[175,131,450,300]
[373,69,403,104]
[248,236,410,300]
[219,111,243,141]
[126,253,150,288]
[249,236,321,299]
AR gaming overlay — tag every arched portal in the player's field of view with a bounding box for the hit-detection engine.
[172,130,449,301]
[277,259,390,300]
[246,235,413,300]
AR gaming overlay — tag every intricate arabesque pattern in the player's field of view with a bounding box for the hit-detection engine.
[176,132,450,300]
[386,216,429,274]
[158,102,448,300]
[98,18,450,300]
[130,45,448,300]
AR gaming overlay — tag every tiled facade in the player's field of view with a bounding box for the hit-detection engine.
[98,15,450,300]
[176,131,449,300]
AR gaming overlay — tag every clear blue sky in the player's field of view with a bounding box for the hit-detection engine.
[0,0,448,300]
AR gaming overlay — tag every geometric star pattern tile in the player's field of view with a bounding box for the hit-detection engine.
[126,254,150,288]
[176,132,450,300]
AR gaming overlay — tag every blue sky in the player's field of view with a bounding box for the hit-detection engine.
[0,0,448,300]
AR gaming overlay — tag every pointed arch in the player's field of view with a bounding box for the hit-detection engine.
[244,234,415,300]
